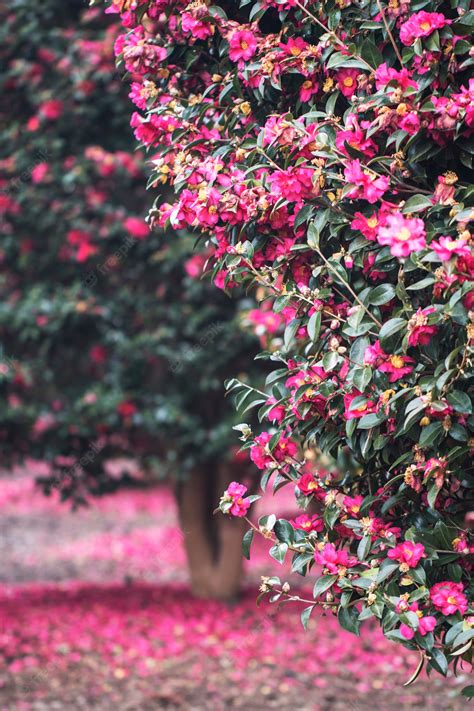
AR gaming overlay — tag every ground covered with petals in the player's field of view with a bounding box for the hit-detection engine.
[0,472,467,710]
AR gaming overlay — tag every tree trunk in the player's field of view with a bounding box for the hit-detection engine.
[176,461,248,600]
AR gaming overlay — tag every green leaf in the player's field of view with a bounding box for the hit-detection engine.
[461,685,474,698]
[379,318,406,348]
[410,566,426,585]
[427,482,441,509]
[401,195,433,213]
[313,574,338,598]
[324,505,340,530]
[357,535,371,561]
[406,276,435,291]
[301,605,314,630]
[352,366,372,392]
[360,39,383,69]
[368,284,396,306]
[419,421,444,448]
[338,606,361,636]
[307,310,322,342]
[242,528,254,560]
[447,391,472,414]
[274,519,294,544]
[284,318,301,352]
[291,551,314,574]
[428,648,448,676]
[269,542,288,564]
[377,561,400,583]
[358,412,387,429]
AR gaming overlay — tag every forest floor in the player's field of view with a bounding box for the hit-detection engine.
[0,468,469,710]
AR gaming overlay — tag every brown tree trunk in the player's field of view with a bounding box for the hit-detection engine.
[176,461,249,600]
[176,466,215,598]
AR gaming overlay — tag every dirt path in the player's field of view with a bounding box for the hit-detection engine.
[0,473,468,710]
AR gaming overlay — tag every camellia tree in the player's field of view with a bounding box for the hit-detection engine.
[111,0,473,687]
[0,0,261,599]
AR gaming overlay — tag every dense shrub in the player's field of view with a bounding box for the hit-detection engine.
[111,0,473,684]
[0,0,262,596]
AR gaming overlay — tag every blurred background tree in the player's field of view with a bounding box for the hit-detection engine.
[0,0,260,599]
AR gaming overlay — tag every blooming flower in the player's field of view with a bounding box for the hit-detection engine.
[399,11,450,46]
[314,543,358,575]
[336,69,359,98]
[297,472,323,498]
[375,63,418,91]
[376,213,426,258]
[400,613,436,640]
[250,432,297,470]
[266,397,286,423]
[228,30,257,62]
[342,495,364,516]
[430,581,469,616]
[378,354,414,382]
[344,161,389,203]
[343,391,377,420]
[268,167,317,203]
[432,236,472,262]
[117,400,137,418]
[291,514,324,533]
[124,216,149,239]
[407,307,438,346]
[299,78,318,102]
[222,481,251,517]
[387,541,425,569]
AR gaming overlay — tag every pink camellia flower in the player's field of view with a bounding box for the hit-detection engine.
[297,472,323,498]
[376,213,426,258]
[432,236,472,262]
[387,540,425,569]
[343,391,377,420]
[430,581,469,616]
[400,614,436,640]
[39,99,64,120]
[249,432,273,470]
[117,400,137,418]
[184,253,206,279]
[364,340,386,367]
[451,534,471,555]
[399,112,421,136]
[223,481,251,517]
[291,514,324,533]
[228,30,257,62]
[344,160,389,203]
[351,210,387,241]
[399,11,450,46]
[407,306,438,346]
[342,494,364,517]
[266,397,286,424]
[279,36,308,56]
[268,167,316,203]
[250,431,297,470]
[424,457,448,488]
[336,69,359,98]
[31,162,49,184]
[124,216,149,239]
[181,12,214,41]
[375,63,418,91]
[433,174,457,205]
[314,543,358,575]
[378,354,415,382]
[299,77,318,102]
